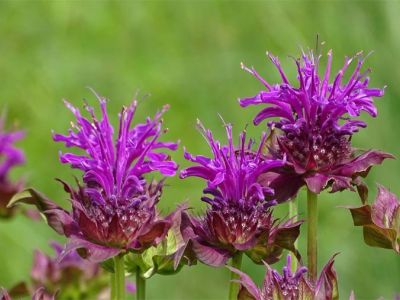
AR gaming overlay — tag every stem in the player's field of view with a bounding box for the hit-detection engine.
[111,272,116,300]
[113,254,126,300]
[288,199,298,273]
[307,189,318,282]
[228,252,243,300]
[136,267,146,300]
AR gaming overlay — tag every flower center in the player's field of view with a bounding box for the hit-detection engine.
[79,198,153,247]
[279,125,351,171]
[206,202,271,248]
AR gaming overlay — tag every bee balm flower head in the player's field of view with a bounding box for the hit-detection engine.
[9,92,178,262]
[240,50,393,201]
[180,122,301,266]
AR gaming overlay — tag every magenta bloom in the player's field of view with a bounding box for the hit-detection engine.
[229,254,339,300]
[32,242,101,286]
[0,116,24,218]
[348,185,400,253]
[10,94,178,262]
[180,122,301,266]
[6,241,135,299]
[240,50,393,201]
[30,242,102,299]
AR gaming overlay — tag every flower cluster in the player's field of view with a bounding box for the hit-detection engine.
[3,44,399,300]
[240,51,393,201]
[180,122,301,266]
[0,116,24,218]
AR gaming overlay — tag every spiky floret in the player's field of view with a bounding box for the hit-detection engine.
[180,122,301,266]
[9,92,179,262]
[240,50,393,199]
[51,93,178,256]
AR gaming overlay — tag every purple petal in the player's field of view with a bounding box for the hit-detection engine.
[60,237,120,263]
[372,185,400,229]
[258,171,304,203]
[304,174,330,194]
[315,254,339,300]
[227,266,260,300]
[334,150,394,177]
[191,240,230,267]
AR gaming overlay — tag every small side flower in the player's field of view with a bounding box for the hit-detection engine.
[229,254,339,300]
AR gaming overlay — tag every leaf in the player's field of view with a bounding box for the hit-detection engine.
[100,258,115,273]
[8,282,29,298]
[126,224,187,279]
[348,205,373,226]
[7,188,73,236]
[353,177,369,204]
[347,204,399,253]
[245,243,283,265]
[273,222,302,253]
[8,188,57,211]
[363,225,398,251]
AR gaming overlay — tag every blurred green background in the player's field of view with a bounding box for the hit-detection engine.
[0,1,399,299]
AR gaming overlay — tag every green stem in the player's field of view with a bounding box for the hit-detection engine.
[307,189,318,281]
[113,254,126,300]
[111,272,116,300]
[136,267,146,300]
[228,252,243,300]
[288,199,298,272]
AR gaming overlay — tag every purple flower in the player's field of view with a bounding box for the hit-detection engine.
[348,185,400,253]
[229,254,339,300]
[180,122,302,266]
[240,50,393,201]
[5,241,134,300]
[0,116,24,218]
[9,93,178,262]
[31,242,101,286]
[30,242,103,298]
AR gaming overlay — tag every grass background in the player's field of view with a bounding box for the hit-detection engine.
[0,1,399,299]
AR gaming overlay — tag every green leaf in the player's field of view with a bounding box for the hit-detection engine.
[100,258,115,273]
[8,189,44,208]
[245,243,283,265]
[125,225,187,279]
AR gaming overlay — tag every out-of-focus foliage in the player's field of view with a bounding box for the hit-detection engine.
[0,1,399,299]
